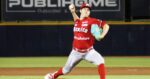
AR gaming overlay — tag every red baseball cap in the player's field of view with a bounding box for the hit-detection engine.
[80,2,91,10]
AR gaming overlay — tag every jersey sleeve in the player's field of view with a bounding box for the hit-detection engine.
[100,20,106,28]
[92,19,106,28]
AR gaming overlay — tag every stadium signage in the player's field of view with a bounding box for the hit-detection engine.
[7,0,120,12]
[2,0,124,21]
[9,0,117,8]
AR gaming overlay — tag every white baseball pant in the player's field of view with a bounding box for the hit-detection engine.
[62,48,105,74]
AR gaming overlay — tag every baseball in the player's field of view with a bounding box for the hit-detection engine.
[69,4,75,10]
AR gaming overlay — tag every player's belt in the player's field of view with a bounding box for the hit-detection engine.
[73,47,93,53]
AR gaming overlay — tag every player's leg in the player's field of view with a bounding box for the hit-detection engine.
[62,50,84,74]
[84,49,106,79]
[45,49,83,79]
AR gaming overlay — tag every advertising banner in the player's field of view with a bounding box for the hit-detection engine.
[1,0,125,21]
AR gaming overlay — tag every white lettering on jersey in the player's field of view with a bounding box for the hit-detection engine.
[82,21,88,27]
[82,24,88,26]
[74,36,90,40]
[83,21,88,23]
[74,27,88,33]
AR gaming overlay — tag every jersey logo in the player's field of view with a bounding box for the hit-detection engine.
[82,23,88,26]
[82,21,88,27]
[74,27,88,33]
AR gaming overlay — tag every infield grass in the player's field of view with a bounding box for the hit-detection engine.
[0,56,150,68]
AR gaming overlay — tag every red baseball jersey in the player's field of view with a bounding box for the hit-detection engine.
[73,17,106,50]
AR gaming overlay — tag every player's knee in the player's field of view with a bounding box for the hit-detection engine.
[101,58,105,64]
[95,58,105,65]
[62,67,71,74]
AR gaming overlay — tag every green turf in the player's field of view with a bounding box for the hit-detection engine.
[0,57,150,68]
[105,57,150,67]
[0,75,150,79]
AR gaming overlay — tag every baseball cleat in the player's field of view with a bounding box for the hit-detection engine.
[44,73,55,79]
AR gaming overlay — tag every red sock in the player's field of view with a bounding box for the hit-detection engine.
[54,68,63,78]
[98,64,106,79]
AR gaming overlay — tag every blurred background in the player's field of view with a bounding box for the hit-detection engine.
[0,0,150,57]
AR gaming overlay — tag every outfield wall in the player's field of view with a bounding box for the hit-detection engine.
[0,24,150,56]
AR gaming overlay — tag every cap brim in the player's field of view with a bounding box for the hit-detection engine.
[80,6,91,10]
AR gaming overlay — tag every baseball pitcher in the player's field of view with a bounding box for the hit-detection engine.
[45,2,110,79]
